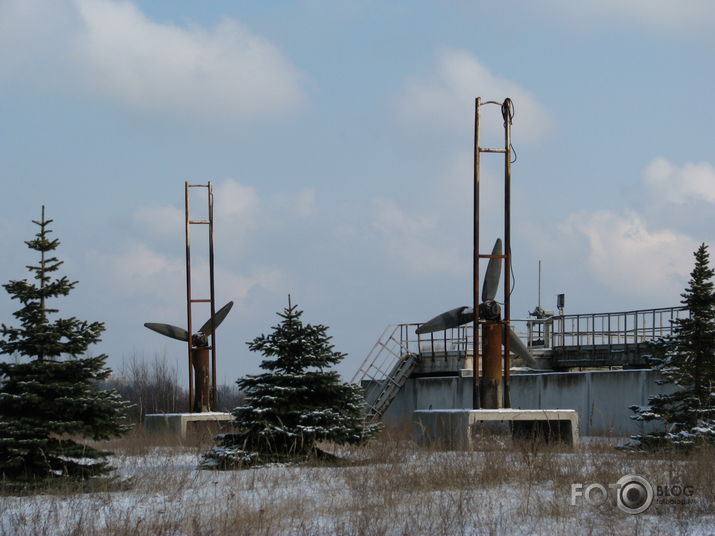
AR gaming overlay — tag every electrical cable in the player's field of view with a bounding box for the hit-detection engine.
[509,246,516,299]
[501,99,518,164]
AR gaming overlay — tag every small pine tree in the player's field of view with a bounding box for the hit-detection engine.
[627,243,715,449]
[0,207,131,482]
[201,297,379,468]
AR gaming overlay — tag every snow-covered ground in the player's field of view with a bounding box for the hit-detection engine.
[1,438,713,535]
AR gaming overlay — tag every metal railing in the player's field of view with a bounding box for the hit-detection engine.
[350,324,417,422]
[351,323,477,366]
[414,324,475,358]
[551,306,688,351]
[352,305,687,420]
[351,323,476,422]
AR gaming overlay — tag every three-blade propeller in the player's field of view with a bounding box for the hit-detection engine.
[144,301,234,347]
[415,238,536,367]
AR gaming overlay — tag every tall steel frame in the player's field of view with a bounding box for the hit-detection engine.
[184,181,218,412]
[472,97,514,410]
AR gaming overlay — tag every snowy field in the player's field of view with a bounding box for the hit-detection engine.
[1,431,713,536]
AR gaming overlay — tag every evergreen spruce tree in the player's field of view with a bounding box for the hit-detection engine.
[0,207,131,482]
[201,298,379,468]
[627,243,715,449]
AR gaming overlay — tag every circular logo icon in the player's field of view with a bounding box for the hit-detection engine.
[615,475,654,514]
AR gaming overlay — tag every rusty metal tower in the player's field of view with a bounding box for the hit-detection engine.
[185,181,218,411]
[144,182,233,414]
[415,98,534,408]
[473,97,514,410]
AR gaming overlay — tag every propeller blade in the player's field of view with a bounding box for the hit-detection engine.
[144,322,189,342]
[416,306,474,334]
[482,238,503,302]
[198,301,234,337]
[507,327,537,368]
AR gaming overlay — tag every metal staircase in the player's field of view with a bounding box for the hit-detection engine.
[351,324,419,423]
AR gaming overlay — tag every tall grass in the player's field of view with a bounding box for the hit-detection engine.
[1,426,712,535]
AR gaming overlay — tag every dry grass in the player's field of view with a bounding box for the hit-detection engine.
[1,428,713,536]
[99,422,231,455]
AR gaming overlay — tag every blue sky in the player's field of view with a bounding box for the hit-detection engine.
[1,0,714,383]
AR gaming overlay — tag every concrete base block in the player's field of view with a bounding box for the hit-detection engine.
[413,409,579,449]
[144,412,233,440]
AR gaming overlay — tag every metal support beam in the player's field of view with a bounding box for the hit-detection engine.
[185,181,218,412]
[472,97,481,410]
[473,97,514,410]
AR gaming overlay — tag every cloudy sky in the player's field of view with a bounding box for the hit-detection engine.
[1,0,714,383]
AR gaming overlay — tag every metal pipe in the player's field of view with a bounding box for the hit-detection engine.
[184,181,194,412]
[538,260,541,309]
[443,329,448,361]
[503,98,512,409]
[472,97,481,409]
[208,182,217,410]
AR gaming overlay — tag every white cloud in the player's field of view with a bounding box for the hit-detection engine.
[92,242,286,306]
[531,156,715,305]
[93,242,185,301]
[371,197,465,276]
[271,189,316,219]
[215,265,286,305]
[397,48,553,142]
[74,0,305,118]
[543,0,715,33]
[0,0,305,119]
[559,210,697,299]
[133,204,183,237]
[215,179,262,227]
[103,178,292,310]
[130,180,318,264]
[439,151,503,213]
[132,179,263,239]
[0,1,79,82]
[643,157,715,205]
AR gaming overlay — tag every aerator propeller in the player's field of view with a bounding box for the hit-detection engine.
[144,301,234,347]
[415,239,536,367]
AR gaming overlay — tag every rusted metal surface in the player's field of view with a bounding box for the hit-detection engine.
[144,182,230,414]
[191,347,211,412]
[208,184,217,410]
[472,97,481,410]
[480,321,503,409]
[184,182,194,412]
[502,98,513,409]
[473,97,514,409]
[185,181,218,412]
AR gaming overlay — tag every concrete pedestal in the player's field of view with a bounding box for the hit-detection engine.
[413,409,579,449]
[144,412,233,440]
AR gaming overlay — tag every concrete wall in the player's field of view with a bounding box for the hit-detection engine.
[382,370,674,436]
